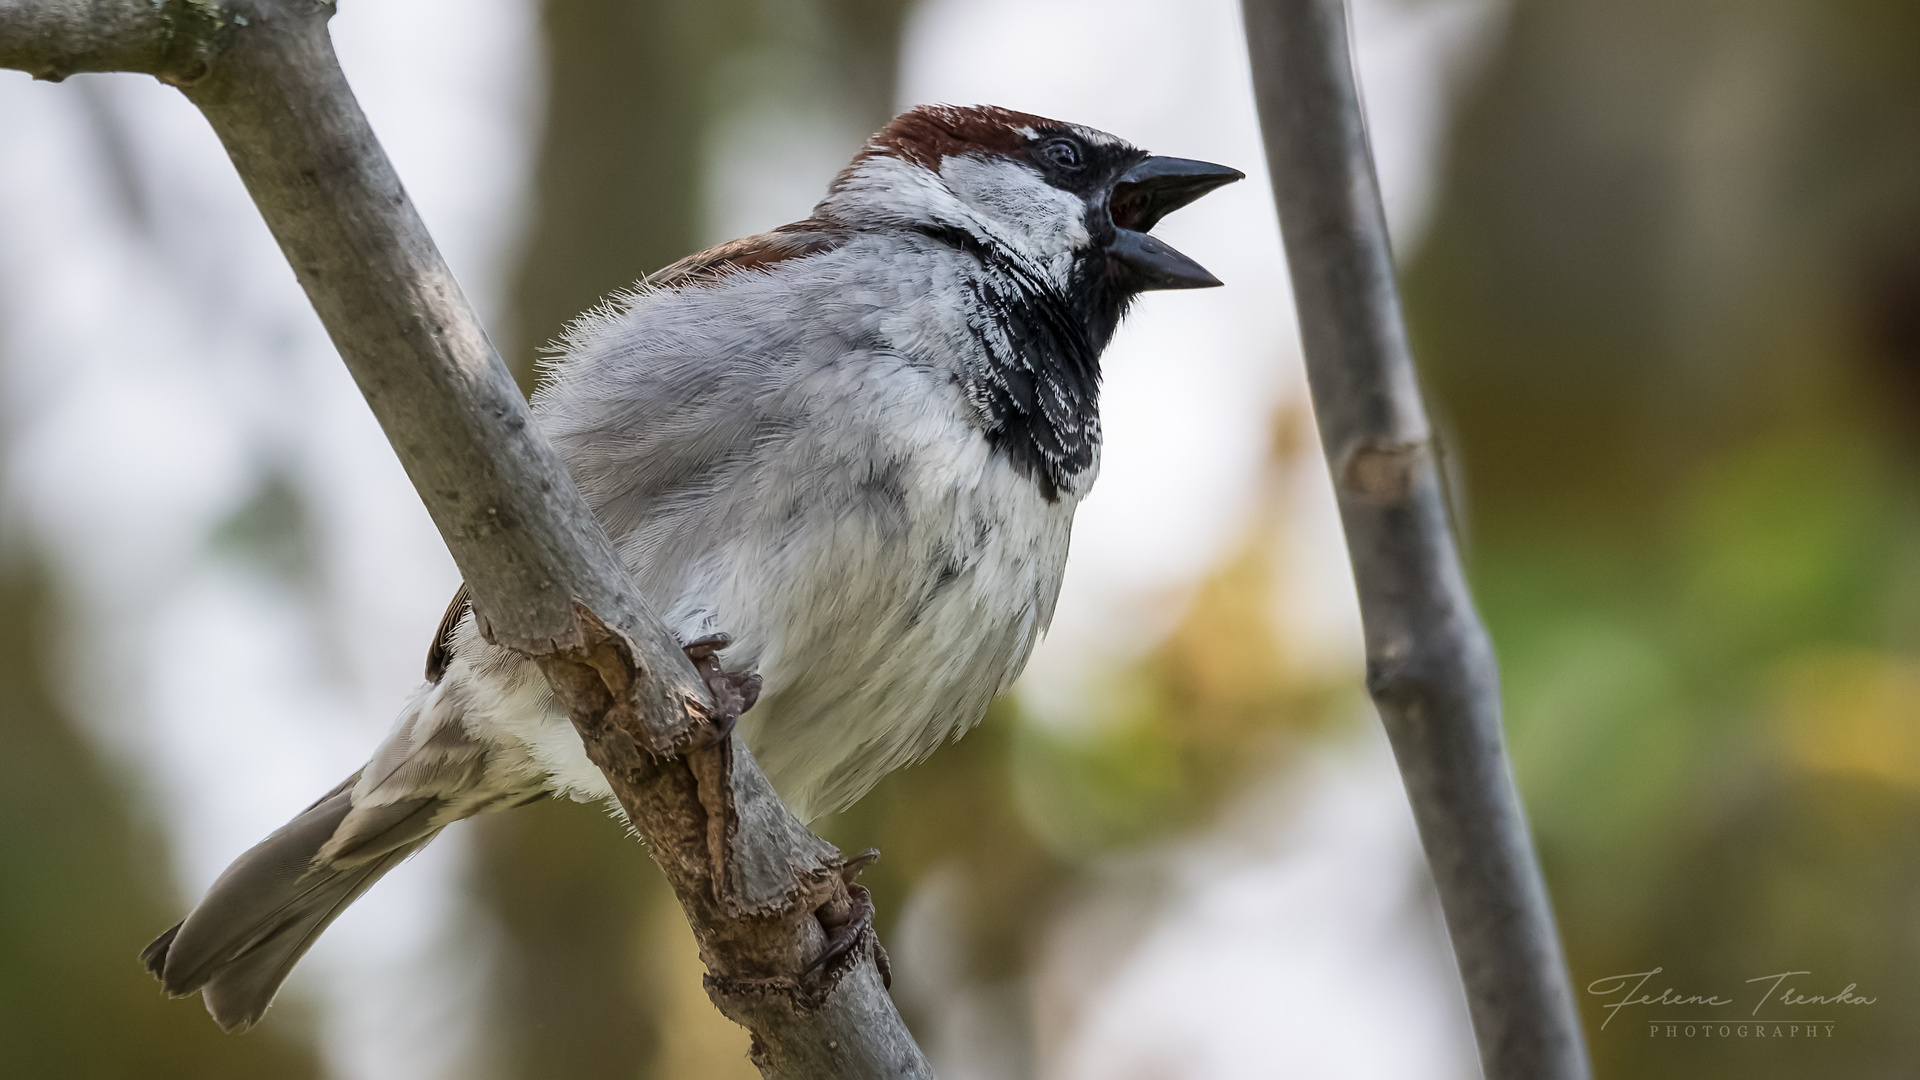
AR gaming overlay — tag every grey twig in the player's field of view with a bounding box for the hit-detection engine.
[1239,1,1591,1076]
[0,2,929,1076]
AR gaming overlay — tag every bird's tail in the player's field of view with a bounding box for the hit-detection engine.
[141,769,446,1032]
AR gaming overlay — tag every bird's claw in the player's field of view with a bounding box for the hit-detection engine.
[799,850,886,985]
[681,633,761,749]
[802,882,877,983]
[840,849,880,880]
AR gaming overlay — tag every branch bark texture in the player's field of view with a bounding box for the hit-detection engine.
[0,2,929,1076]
[1240,1,1591,1077]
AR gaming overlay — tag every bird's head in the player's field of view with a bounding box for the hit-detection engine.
[817,104,1241,308]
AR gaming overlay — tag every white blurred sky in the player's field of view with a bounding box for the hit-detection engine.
[0,1,1498,1077]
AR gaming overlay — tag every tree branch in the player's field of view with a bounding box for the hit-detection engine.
[0,2,930,1075]
[1239,1,1591,1077]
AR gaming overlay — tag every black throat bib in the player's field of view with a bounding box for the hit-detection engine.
[931,227,1127,502]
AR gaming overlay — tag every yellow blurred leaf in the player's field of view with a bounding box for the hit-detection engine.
[1772,648,1920,787]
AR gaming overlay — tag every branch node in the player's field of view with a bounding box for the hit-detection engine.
[1340,436,1429,505]
[533,600,695,756]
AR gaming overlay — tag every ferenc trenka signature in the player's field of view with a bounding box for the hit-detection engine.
[1586,967,1877,1030]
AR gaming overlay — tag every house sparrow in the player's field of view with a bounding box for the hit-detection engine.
[144,104,1240,1030]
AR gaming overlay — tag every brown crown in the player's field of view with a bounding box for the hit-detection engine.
[861,104,1063,172]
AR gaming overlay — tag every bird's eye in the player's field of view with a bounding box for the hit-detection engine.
[1040,138,1085,171]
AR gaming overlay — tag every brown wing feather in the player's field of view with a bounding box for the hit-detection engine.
[425,583,470,683]
[646,219,848,291]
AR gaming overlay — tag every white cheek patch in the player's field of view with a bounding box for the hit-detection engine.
[815,151,1095,290]
[820,156,976,230]
[938,154,1091,261]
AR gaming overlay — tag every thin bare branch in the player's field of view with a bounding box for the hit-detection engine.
[1239,1,1591,1077]
[0,0,216,82]
[0,2,929,1075]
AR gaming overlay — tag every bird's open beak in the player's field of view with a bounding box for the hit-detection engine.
[1106,156,1243,291]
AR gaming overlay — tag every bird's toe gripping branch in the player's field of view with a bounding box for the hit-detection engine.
[681,633,763,747]
[803,849,886,989]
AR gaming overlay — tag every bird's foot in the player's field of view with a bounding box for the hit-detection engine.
[681,633,761,749]
[803,850,887,987]
[803,885,875,983]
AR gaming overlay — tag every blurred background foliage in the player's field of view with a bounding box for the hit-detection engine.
[3,0,1919,1076]
[1404,0,1920,1075]
[0,563,324,1076]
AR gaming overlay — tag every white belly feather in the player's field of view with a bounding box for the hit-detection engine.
[435,418,1078,822]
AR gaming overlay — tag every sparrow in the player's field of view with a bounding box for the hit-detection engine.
[143,104,1240,1030]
